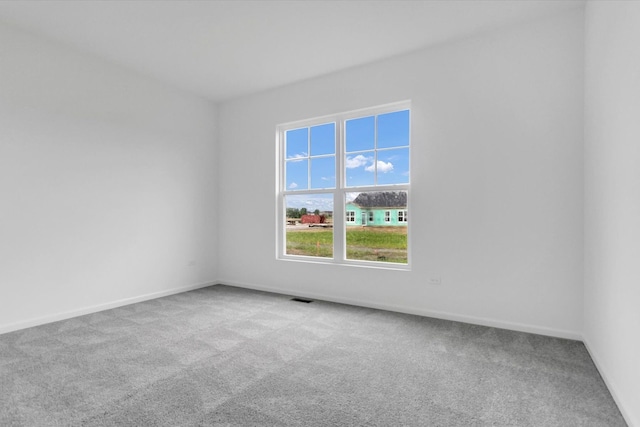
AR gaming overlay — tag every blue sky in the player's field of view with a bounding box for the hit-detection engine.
[285,109,409,195]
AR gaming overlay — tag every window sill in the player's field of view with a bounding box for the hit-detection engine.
[277,255,411,272]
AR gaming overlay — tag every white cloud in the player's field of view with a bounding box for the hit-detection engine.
[286,194,334,211]
[345,192,359,203]
[345,154,371,169]
[377,161,394,173]
[287,153,307,161]
[365,161,394,173]
[289,182,298,189]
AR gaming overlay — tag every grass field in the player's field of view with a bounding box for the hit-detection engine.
[286,226,407,263]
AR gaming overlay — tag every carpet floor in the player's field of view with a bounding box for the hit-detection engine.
[0,284,626,426]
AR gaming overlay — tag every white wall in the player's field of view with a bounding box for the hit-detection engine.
[0,22,218,332]
[218,10,585,338]
[584,2,640,426]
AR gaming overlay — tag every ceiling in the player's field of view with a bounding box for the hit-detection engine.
[0,0,584,103]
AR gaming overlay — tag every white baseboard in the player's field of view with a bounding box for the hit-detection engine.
[216,278,582,340]
[0,281,216,335]
[583,338,636,427]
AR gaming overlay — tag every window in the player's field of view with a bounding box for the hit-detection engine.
[278,101,410,267]
[346,211,355,223]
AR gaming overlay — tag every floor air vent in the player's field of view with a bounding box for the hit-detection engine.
[291,297,313,303]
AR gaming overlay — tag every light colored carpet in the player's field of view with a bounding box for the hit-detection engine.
[0,285,626,426]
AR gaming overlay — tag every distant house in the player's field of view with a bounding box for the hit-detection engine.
[346,192,407,226]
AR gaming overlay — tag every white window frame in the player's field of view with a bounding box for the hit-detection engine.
[398,210,408,223]
[276,101,411,270]
[384,211,391,223]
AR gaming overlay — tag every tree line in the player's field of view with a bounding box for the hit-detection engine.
[286,207,321,218]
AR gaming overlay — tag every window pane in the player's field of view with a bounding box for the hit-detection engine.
[286,128,308,159]
[377,110,409,149]
[376,147,409,185]
[346,116,375,152]
[310,123,335,156]
[345,151,375,187]
[286,159,308,190]
[346,211,355,223]
[345,191,407,264]
[285,194,333,258]
[311,156,335,189]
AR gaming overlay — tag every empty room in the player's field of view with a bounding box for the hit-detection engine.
[1,0,638,425]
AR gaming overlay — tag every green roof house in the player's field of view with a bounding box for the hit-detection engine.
[346,192,408,227]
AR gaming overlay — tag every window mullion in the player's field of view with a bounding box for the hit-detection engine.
[333,119,345,262]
